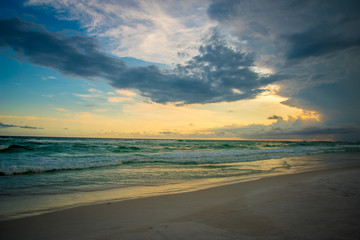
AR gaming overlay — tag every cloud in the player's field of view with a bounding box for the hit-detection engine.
[290,125,360,138]
[253,124,360,141]
[285,25,360,60]
[41,76,56,80]
[280,73,360,125]
[207,0,360,130]
[115,89,136,97]
[107,97,133,103]
[88,88,103,94]
[268,115,283,120]
[73,93,95,98]
[53,108,69,112]
[207,0,360,71]
[0,122,43,129]
[0,18,281,105]
[26,0,213,64]
[0,18,127,79]
[109,28,282,104]
[0,115,56,121]
[73,88,136,104]
[159,131,175,135]
[210,117,360,141]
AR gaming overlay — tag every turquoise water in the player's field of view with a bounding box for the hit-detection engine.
[1,136,360,220]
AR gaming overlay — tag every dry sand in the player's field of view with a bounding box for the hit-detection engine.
[1,167,360,240]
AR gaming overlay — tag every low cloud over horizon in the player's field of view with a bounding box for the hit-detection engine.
[210,117,360,141]
[0,122,43,130]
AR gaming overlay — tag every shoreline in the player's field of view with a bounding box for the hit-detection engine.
[1,166,360,239]
[2,152,359,221]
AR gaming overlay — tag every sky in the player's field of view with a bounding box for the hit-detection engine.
[0,0,359,141]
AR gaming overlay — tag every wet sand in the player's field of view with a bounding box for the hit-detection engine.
[1,167,360,240]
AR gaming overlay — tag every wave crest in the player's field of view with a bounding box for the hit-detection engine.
[0,145,33,153]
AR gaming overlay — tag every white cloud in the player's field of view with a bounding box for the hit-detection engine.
[231,88,243,95]
[115,89,136,97]
[74,88,136,104]
[88,88,103,94]
[250,66,273,77]
[73,88,104,99]
[41,76,56,80]
[26,0,214,64]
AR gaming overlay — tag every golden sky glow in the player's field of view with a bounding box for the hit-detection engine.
[0,84,320,139]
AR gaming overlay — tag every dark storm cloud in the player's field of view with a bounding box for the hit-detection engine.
[208,0,360,59]
[0,18,126,78]
[282,73,360,125]
[0,122,43,129]
[207,0,240,22]
[207,0,360,131]
[0,18,279,105]
[285,21,360,60]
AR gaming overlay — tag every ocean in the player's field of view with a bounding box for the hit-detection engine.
[1,136,360,220]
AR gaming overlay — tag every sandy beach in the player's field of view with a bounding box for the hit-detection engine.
[1,167,360,240]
